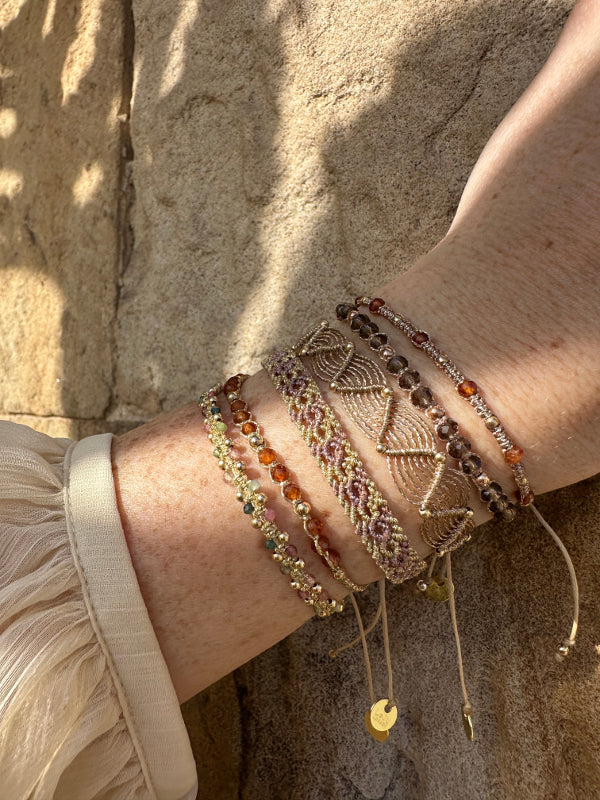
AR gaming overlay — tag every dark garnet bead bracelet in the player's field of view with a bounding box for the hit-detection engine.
[335,302,516,523]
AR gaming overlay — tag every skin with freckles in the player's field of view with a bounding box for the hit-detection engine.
[112,0,600,704]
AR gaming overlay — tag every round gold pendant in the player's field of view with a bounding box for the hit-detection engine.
[425,576,449,602]
[364,709,389,742]
[369,698,398,732]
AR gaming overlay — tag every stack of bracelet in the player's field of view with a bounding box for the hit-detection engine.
[198,295,580,745]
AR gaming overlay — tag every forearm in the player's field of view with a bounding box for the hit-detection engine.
[112,0,600,704]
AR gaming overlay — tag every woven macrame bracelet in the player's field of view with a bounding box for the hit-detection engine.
[295,321,475,555]
[262,347,427,584]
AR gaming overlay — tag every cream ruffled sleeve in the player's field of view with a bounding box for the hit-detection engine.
[0,421,198,800]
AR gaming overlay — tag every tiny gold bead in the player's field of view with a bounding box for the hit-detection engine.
[376,443,386,453]
[419,508,432,519]
[465,508,474,518]
[295,501,311,516]
[251,518,262,528]
[329,381,339,391]
[255,493,267,504]
[218,460,226,470]
[345,342,354,352]
[296,558,305,569]
[272,552,283,562]
[417,579,428,592]
[278,532,289,543]
[300,348,309,356]
[236,491,244,501]
[434,452,446,463]
[224,438,233,447]
[227,392,237,403]
[290,581,300,590]
[235,461,245,471]
[207,434,213,442]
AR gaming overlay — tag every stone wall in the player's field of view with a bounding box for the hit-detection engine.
[5,2,600,799]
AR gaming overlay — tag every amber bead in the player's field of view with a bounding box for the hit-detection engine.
[324,549,341,567]
[520,490,535,506]
[258,448,277,466]
[457,380,478,398]
[271,464,290,483]
[369,298,385,313]
[230,399,246,412]
[411,331,429,347]
[387,355,408,374]
[306,518,323,536]
[241,421,257,435]
[223,377,239,394]
[311,535,329,553]
[283,483,302,501]
[232,410,250,424]
[504,446,524,464]
[447,436,471,460]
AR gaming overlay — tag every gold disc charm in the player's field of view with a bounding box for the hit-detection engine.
[369,698,398,732]
[425,576,449,602]
[364,710,389,742]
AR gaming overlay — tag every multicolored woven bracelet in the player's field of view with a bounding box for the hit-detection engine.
[262,346,427,584]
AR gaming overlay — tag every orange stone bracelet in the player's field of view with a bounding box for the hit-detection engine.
[223,374,369,593]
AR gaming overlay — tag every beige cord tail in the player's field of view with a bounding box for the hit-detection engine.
[445,552,474,741]
[530,503,579,659]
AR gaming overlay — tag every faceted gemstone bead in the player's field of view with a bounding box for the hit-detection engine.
[485,415,500,430]
[215,421,227,433]
[271,464,290,483]
[500,504,517,523]
[447,436,471,459]
[480,481,503,502]
[336,303,357,320]
[325,549,341,567]
[427,405,445,420]
[436,419,458,440]
[489,494,509,513]
[248,479,261,492]
[387,355,408,374]
[283,483,302,501]
[359,322,379,339]
[232,410,251,424]
[520,490,535,506]
[369,333,388,350]
[209,406,221,415]
[504,446,524,464]
[305,574,316,587]
[230,399,246,412]
[265,539,277,550]
[306,518,323,536]
[285,545,298,558]
[264,507,276,522]
[460,453,483,476]
[369,298,385,313]
[398,370,420,390]
[241,421,257,435]
[223,377,239,394]
[297,590,310,602]
[280,564,291,575]
[411,331,429,347]
[243,502,254,514]
[410,386,434,409]
[350,313,369,330]
[258,448,277,466]
[457,380,478,398]
[474,472,491,488]
[320,588,330,602]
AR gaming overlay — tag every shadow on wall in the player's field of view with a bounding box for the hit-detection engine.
[0,0,572,431]
[0,0,133,437]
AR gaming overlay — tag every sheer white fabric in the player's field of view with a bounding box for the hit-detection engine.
[0,422,198,800]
